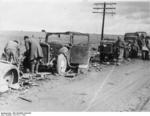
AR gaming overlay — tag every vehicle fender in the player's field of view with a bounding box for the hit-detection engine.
[0,60,19,85]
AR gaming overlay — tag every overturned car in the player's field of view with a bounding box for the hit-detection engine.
[39,31,91,75]
[0,60,19,92]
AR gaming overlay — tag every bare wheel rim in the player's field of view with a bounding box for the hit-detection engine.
[4,71,14,85]
[57,54,67,75]
[60,58,66,73]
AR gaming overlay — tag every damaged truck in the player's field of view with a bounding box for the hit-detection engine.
[39,31,91,76]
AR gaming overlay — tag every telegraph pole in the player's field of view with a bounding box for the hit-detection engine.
[93,2,116,41]
[101,2,106,41]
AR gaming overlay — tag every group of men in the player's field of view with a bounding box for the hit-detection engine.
[3,33,150,74]
[3,36,43,74]
[115,34,150,65]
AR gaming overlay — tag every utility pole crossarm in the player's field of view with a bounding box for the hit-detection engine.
[92,12,116,14]
[94,2,116,5]
[93,7,116,9]
[92,2,116,41]
[105,3,117,5]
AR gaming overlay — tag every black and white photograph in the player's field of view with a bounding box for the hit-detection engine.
[0,0,150,113]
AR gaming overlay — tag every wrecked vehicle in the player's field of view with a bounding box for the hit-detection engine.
[135,31,147,38]
[124,33,140,58]
[39,31,91,76]
[98,38,119,62]
[0,60,19,92]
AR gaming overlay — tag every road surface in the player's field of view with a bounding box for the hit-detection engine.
[0,59,150,111]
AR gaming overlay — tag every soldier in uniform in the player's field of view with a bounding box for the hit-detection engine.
[4,40,20,65]
[115,36,125,65]
[141,35,149,60]
[24,36,43,74]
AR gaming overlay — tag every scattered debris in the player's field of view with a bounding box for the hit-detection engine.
[80,100,86,104]
[30,82,39,86]
[19,73,51,89]
[18,96,32,103]
[9,83,20,90]
[89,63,102,72]
[78,92,87,96]
[135,97,150,111]
[65,73,76,78]
[116,62,121,66]
[36,73,52,80]
[108,82,115,86]
[106,62,110,65]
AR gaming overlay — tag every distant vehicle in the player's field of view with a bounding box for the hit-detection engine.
[39,31,91,75]
[146,35,150,40]
[124,33,140,58]
[135,31,147,38]
[99,38,119,62]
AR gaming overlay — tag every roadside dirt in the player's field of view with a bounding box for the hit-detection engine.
[0,59,150,112]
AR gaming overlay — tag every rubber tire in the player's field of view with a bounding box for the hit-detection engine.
[57,54,67,76]
[134,50,138,58]
[100,53,105,62]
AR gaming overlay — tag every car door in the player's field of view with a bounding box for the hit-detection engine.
[70,44,90,65]
[40,43,50,64]
[69,34,90,65]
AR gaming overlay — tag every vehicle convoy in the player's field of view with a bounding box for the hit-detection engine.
[39,31,91,76]
[124,33,141,58]
[98,38,119,62]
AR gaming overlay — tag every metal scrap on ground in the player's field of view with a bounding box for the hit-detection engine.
[18,96,32,103]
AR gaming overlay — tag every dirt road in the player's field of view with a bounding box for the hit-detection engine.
[0,59,150,112]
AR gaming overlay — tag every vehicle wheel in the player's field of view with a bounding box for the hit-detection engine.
[134,50,138,58]
[100,53,104,62]
[3,70,18,86]
[131,49,137,58]
[57,54,67,76]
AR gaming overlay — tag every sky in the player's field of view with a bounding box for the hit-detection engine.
[0,0,150,34]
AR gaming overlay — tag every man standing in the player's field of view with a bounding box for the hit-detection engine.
[4,40,20,65]
[24,36,43,74]
[141,36,149,60]
[115,36,125,65]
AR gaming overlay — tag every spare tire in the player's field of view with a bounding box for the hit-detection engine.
[57,54,67,76]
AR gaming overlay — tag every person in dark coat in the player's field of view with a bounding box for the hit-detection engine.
[141,36,149,60]
[115,36,125,65]
[24,36,43,74]
[4,40,20,65]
